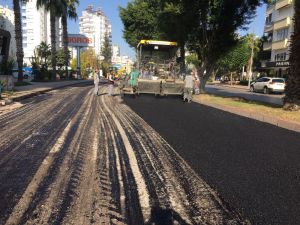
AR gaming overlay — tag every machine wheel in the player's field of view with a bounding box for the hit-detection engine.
[250,85,255,92]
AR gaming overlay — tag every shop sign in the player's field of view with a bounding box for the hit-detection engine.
[68,34,94,47]
[266,61,290,68]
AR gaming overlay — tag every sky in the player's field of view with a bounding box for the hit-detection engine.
[1,0,267,58]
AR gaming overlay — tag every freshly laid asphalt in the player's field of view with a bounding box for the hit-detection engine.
[124,95,300,225]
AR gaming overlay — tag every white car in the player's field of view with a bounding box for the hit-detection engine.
[250,77,285,94]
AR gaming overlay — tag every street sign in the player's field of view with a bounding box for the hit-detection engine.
[68,34,94,47]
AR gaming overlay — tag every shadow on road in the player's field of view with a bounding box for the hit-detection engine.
[145,206,190,225]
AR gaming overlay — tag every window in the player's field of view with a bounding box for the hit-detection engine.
[276,28,289,41]
[275,52,287,61]
[265,13,272,25]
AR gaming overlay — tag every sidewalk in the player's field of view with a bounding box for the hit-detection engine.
[1,80,92,102]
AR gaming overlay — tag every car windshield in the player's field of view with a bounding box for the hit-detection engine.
[272,79,285,83]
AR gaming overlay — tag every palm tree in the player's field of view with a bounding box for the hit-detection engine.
[12,0,24,82]
[36,0,67,80]
[61,0,78,79]
[284,1,300,110]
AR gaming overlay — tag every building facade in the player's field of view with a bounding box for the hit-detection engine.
[262,0,294,77]
[21,0,62,64]
[79,5,112,58]
[111,44,120,63]
[0,5,16,62]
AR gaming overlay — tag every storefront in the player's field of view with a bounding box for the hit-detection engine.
[264,60,290,78]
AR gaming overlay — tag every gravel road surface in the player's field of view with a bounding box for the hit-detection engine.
[124,94,300,225]
[0,85,246,225]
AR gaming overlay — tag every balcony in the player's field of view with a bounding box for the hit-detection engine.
[272,38,289,50]
[264,23,273,33]
[267,4,275,14]
[275,0,293,10]
[273,17,291,30]
[263,42,272,51]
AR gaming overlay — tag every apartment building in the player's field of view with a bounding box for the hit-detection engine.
[0,5,16,62]
[111,44,120,64]
[79,5,112,58]
[21,0,62,64]
[262,0,294,78]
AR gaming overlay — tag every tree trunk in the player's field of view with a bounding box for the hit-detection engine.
[284,1,300,110]
[197,63,215,93]
[179,41,185,73]
[61,14,69,79]
[50,13,57,81]
[230,72,233,85]
[13,0,23,82]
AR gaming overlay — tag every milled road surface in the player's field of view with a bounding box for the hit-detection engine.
[124,94,300,225]
[0,85,246,225]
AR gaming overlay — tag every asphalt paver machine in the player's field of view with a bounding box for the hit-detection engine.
[121,40,184,96]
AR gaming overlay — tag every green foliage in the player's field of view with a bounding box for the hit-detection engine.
[0,58,15,75]
[70,58,77,71]
[56,48,70,69]
[218,37,251,73]
[36,42,51,70]
[186,53,201,70]
[80,48,100,78]
[102,33,112,64]
[119,0,163,48]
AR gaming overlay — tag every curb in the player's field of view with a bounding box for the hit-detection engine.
[214,84,249,90]
[194,99,300,133]
[11,80,93,102]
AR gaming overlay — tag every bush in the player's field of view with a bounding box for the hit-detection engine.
[0,58,15,75]
[239,80,249,86]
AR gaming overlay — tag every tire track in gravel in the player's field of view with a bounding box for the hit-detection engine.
[0,87,92,225]
[0,87,85,156]
[12,90,95,225]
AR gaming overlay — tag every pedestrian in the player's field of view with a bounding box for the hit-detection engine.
[94,69,100,96]
[193,71,200,95]
[108,72,114,96]
[183,72,194,103]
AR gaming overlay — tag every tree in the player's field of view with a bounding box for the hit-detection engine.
[186,0,268,93]
[61,0,78,79]
[158,0,195,72]
[284,1,300,110]
[37,0,67,80]
[36,42,51,70]
[56,48,70,70]
[101,33,112,64]
[13,0,25,81]
[218,37,252,84]
[119,0,163,48]
[80,48,99,78]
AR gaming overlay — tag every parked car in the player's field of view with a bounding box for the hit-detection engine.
[12,69,34,81]
[250,77,285,94]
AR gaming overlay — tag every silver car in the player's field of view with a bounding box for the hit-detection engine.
[250,77,285,94]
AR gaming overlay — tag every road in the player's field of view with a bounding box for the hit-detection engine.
[0,85,245,225]
[124,94,300,225]
[205,85,284,106]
